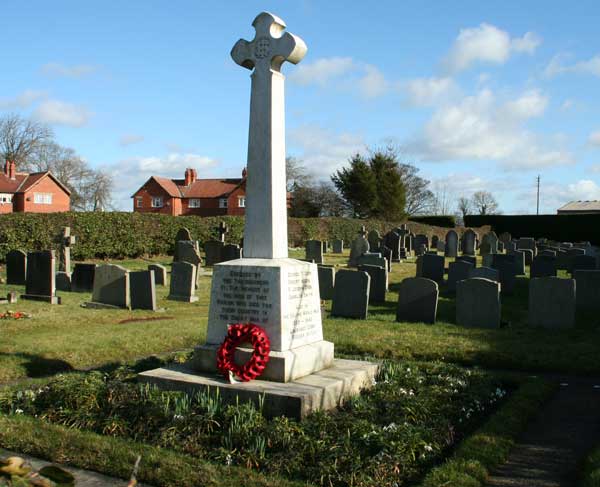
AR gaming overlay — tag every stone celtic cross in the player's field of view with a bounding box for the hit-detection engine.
[216,221,228,243]
[231,12,307,259]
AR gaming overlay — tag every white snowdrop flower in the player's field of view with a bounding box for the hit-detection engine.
[15,409,23,414]
[424,445,433,452]
[225,454,232,466]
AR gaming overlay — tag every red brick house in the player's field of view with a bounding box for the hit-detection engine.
[0,160,71,214]
[132,168,247,216]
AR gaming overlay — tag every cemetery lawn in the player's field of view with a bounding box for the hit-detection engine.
[2,250,600,384]
[581,445,600,487]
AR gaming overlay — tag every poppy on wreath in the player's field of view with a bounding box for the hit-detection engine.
[216,323,270,382]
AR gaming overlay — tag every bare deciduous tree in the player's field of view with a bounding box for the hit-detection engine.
[471,190,500,215]
[0,114,53,166]
[431,180,454,215]
[457,196,473,219]
[398,163,435,215]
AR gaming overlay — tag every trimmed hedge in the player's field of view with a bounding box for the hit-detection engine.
[409,215,456,228]
[464,214,600,245]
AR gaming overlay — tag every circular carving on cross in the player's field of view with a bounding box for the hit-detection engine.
[254,36,271,59]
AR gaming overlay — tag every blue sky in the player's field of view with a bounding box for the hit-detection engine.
[1,1,599,213]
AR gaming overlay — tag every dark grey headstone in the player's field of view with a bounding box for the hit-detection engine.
[358,264,388,303]
[530,256,557,278]
[6,250,26,285]
[130,270,157,310]
[574,270,600,313]
[174,228,193,261]
[418,253,445,284]
[305,240,324,264]
[168,262,198,302]
[529,277,575,329]
[396,277,438,324]
[521,249,534,266]
[178,241,202,268]
[22,251,58,304]
[383,232,400,262]
[448,260,474,292]
[204,240,224,266]
[414,234,429,252]
[355,252,386,269]
[456,278,501,328]
[491,254,517,295]
[331,269,370,319]
[444,230,458,258]
[222,244,242,262]
[332,239,344,253]
[517,237,537,256]
[461,230,477,256]
[367,230,381,252]
[508,250,526,275]
[457,255,476,267]
[148,264,167,286]
[55,271,71,292]
[349,236,370,267]
[539,250,557,258]
[571,255,596,276]
[468,266,499,281]
[317,265,335,300]
[90,264,130,309]
[71,263,97,292]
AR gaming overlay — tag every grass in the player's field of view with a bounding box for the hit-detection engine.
[581,446,600,487]
[1,249,600,384]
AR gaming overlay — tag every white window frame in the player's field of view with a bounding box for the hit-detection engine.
[219,198,228,209]
[151,196,164,208]
[0,193,12,204]
[34,193,53,205]
[136,196,143,208]
[189,198,201,208]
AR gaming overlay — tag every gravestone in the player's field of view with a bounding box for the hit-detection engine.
[456,278,501,328]
[71,263,97,292]
[222,244,242,262]
[317,265,335,300]
[6,250,27,285]
[396,277,438,324]
[508,250,526,275]
[530,256,557,278]
[571,255,596,276]
[540,250,557,258]
[349,226,370,266]
[468,266,499,281]
[55,271,71,292]
[480,232,498,255]
[436,240,445,253]
[356,253,386,269]
[130,270,158,311]
[204,240,225,266]
[331,269,370,319]
[574,270,600,313]
[517,237,537,257]
[444,230,459,258]
[521,249,534,266]
[215,221,228,243]
[321,241,328,254]
[418,253,444,284]
[397,225,410,259]
[177,241,202,271]
[491,254,517,294]
[447,260,474,292]
[305,240,324,264]
[56,226,76,273]
[174,228,193,261]
[497,241,505,253]
[499,232,512,247]
[367,230,381,252]
[383,231,401,262]
[431,235,439,249]
[457,255,476,267]
[358,264,387,303]
[529,277,575,328]
[87,264,130,309]
[22,251,59,304]
[167,262,198,302]
[414,234,429,252]
[148,263,168,286]
[462,229,477,256]
[332,239,344,253]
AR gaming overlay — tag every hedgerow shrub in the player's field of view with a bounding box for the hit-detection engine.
[409,215,456,228]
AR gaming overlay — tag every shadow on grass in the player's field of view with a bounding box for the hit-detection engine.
[0,352,74,378]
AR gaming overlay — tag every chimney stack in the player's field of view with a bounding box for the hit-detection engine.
[4,160,15,180]
[184,168,197,186]
[242,167,247,178]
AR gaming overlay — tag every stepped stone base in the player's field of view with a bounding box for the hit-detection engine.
[190,340,334,383]
[138,358,378,419]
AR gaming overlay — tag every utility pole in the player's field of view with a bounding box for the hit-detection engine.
[536,175,540,215]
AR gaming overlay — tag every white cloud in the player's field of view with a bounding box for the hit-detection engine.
[33,100,92,127]
[288,57,355,86]
[444,23,541,73]
[41,63,99,78]
[544,53,600,78]
[588,130,600,147]
[108,152,219,209]
[407,88,572,169]
[561,99,575,111]
[358,65,389,98]
[288,124,365,179]
[119,134,145,147]
[405,77,456,106]
[536,179,600,211]
[0,90,47,110]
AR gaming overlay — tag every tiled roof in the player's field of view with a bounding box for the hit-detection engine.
[0,172,28,193]
[557,201,600,212]
[0,171,72,196]
[152,176,183,198]
[181,178,243,198]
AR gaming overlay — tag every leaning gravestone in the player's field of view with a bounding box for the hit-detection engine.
[447,260,474,292]
[396,277,438,324]
[332,239,344,254]
[574,270,600,313]
[148,263,168,286]
[130,270,158,311]
[367,230,381,252]
[173,228,193,261]
[71,263,97,292]
[178,241,203,271]
[358,264,387,303]
[444,230,458,258]
[22,251,59,304]
[167,262,198,302]
[86,264,130,309]
[317,265,335,300]
[456,278,501,328]
[331,269,370,319]
[530,255,557,278]
[462,229,477,256]
[418,253,444,284]
[305,240,324,264]
[528,277,575,329]
[349,227,370,266]
[468,266,499,282]
[6,250,27,285]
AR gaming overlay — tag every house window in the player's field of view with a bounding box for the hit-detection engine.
[189,199,201,208]
[136,197,143,208]
[238,196,246,208]
[0,194,12,204]
[34,193,53,204]
[151,196,164,208]
[219,198,228,208]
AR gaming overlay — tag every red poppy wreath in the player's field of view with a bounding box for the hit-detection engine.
[216,323,271,382]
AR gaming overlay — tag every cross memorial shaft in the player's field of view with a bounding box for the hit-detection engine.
[231,12,307,259]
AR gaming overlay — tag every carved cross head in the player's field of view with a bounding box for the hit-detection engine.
[231,11,307,73]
